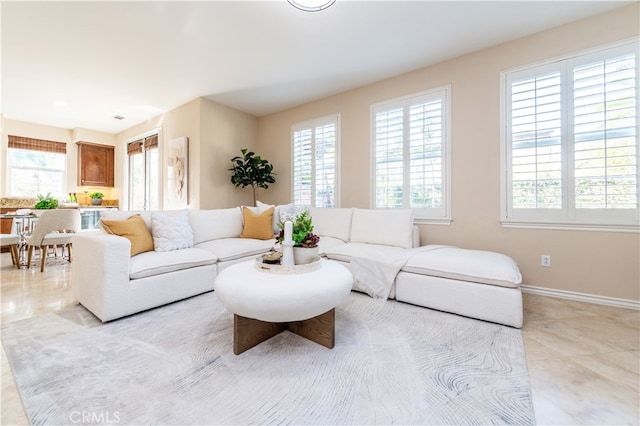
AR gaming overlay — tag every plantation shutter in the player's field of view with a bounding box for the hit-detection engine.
[509,70,563,209]
[409,99,444,209]
[503,40,638,228]
[373,87,449,219]
[375,107,404,208]
[314,123,337,208]
[292,128,313,206]
[292,115,339,208]
[572,53,637,209]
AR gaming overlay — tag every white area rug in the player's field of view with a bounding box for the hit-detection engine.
[2,292,534,425]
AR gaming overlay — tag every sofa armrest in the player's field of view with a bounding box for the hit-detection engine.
[71,231,132,322]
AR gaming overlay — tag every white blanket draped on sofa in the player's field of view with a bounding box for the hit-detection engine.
[349,245,449,300]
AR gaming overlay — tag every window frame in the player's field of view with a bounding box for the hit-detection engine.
[370,86,452,224]
[290,114,341,208]
[126,129,162,211]
[501,39,640,232]
[6,136,67,198]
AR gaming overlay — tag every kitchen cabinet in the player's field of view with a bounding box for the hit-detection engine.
[1,208,16,235]
[77,142,114,187]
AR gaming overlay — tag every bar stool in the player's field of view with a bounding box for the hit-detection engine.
[0,234,21,269]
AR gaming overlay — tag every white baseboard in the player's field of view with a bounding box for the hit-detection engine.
[521,285,640,311]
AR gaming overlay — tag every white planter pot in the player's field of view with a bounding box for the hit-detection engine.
[293,246,319,265]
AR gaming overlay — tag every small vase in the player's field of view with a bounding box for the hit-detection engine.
[292,246,319,265]
[91,198,102,206]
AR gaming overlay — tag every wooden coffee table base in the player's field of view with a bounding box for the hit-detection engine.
[233,309,335,355]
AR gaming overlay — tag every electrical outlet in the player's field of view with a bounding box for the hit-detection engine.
[541,255,551,267]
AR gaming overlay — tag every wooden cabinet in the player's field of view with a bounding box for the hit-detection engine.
[1,208,16,235]
[77,142,114,187]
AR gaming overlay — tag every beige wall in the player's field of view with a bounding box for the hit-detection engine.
[257,4,640,301]
[0,118,117,201]
[116,97,258,210]
[198,97,259,209]
[117,99,201,209]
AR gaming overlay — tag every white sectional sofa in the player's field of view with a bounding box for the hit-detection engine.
[72,206,523,327]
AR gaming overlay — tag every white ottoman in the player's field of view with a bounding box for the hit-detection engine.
[214,258,353,354]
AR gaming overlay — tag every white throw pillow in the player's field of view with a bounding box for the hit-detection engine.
[278,205,307,225]
[188,208,243,244]
[350,209,414,249]
[257,200,294,233]
[151,210,194,252]
[309,207,353,242]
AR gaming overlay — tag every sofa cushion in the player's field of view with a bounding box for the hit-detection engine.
[309,207,353,242]
[316,236,347,256]
[240,206,275,240]
[195,238,275,262]
[151,210,194,252]
[189,208,243,244]
[101,214,154,256]
[402,246,522,288]
[350,209,414,249]
[129,248,217,280]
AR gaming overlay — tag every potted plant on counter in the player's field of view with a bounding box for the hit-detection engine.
[33,192,58,209]
[276,210,320,265]
[31,192,59,216]
[89,192,104,206]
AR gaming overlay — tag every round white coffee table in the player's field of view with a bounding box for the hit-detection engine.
[214,258,353,355]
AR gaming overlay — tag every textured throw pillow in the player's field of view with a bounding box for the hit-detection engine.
[151,210,194,252]
[240,206,275,240]
[256,200,294,233]
[101,214,154,256]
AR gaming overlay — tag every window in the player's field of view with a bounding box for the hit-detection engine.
[127,132,160,210]
[503,41,639,230]
[372,87,451,221]
[291,115,339,207]
[7,135,67,197]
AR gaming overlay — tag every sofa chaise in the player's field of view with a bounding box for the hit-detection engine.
[72,205,523,327]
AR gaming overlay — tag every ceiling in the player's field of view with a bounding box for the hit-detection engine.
[1,1,632,134]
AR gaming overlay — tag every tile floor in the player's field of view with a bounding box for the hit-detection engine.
[1,252,638,425]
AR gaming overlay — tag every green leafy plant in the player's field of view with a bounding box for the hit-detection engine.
[89,192,104,199]
[276,210,320,248]
[229,148,276,206]
[34,193,59,210]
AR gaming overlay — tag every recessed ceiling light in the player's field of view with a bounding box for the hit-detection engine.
[114,115,125,120]
[288,0,336,12]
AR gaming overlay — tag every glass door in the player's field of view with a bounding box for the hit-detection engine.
[127,133,160,211]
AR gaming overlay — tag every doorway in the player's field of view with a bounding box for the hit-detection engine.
[127,132,160,211]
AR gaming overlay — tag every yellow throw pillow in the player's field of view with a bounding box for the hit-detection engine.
[240,206,275,240]
[101,214,154,256]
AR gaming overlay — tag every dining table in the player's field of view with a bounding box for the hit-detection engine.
[1,212,37,266]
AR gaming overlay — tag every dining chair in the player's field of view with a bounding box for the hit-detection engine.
[0,234,21,269]
[25,209,81,272]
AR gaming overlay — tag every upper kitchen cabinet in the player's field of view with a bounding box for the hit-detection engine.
[77,142,114,187]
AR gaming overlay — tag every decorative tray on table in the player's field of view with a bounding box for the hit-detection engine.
[255,252,322,274]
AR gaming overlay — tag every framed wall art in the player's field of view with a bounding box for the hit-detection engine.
[166,136,188,209]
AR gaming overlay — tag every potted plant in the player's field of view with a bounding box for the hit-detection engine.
[229,148,276,206]
[33,193,59,210]
[276,210,320,264]
[89,192,104,206]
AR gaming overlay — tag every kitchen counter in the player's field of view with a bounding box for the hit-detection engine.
[0,198,38,209]
[1,198,118,208]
